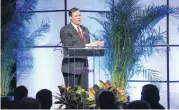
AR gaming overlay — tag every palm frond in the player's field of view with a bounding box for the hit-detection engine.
[16,0,38,12]
[142,69,162,88]
[135,5,179,30]
[27,20,50,46]
[16,20,50,79]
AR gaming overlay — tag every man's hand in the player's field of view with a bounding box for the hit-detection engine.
[86,42,97,47]
[86,41,104,47]
[95,41,104,46]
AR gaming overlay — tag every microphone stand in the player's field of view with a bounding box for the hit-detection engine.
[54,42,61,51]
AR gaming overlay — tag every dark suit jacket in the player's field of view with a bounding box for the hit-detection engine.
[60,23,90,74]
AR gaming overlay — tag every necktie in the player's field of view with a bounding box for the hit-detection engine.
[77,26,84,43]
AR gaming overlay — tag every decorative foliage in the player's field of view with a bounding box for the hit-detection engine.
[54,86,96,109]
[54,80,128,109]
[1,0,50,96]
[89,80,128,105]
[90,0,179,89]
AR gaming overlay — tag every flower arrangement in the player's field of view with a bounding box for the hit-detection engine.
[88,80,128,104]
[54,86,96,109]
[55,80,128,109]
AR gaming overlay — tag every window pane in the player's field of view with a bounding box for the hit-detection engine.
[16,0,64,11]
[169,15,179,44]
[169,47,179,80]
[128,82,167,109]
[115,0,166,5]
[170,83,179,109]
[138,0,166,5]
[138,0,167,44]
[67,0,110,11]
[169,0,179,7]
[17,48,64,97]
[88,56,108,88]
[23,12,65,46]
[131,47,167,81]
[169,0,179,44]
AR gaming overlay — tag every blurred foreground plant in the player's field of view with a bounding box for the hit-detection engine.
[54,86,96,109]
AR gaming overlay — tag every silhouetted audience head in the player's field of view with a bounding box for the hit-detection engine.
[14,85,28,102]
[19,97,41,109]
[95,88,105,108]
[128,100,151,109]
[36,89,52,109]
[141,84,165,109]
[98,90,116,109]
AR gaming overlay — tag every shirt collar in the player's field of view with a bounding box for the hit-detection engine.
[71,22,80,30]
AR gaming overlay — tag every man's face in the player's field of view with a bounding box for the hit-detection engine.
[71,10,81,25]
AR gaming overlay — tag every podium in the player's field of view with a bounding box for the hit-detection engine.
[65,47,105,87]
[68,47,105,57]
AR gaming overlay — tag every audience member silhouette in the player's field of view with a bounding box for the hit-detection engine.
[14,85,28,102]
[19,97,41,109]
[11,85,28,108]
[95,89,105,108]
[1,97,12,109]
[36,89,52,109]
[128,100,151,109]
[98,90,116,109]
[141,84,165,109]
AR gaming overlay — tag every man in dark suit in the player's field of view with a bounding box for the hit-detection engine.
[60,8,103,90]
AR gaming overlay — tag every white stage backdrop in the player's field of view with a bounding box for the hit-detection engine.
[16,0,179,109]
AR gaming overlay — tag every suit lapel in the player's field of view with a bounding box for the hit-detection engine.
[69,23,79,37]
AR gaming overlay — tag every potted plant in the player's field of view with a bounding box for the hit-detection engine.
[54,86,96,109]
[55,80,128,109]
[90,0,179,91]
[88,80,128,108]
[1,0,50,97]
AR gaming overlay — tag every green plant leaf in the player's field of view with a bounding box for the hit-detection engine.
[58,104,64,109]
[54,101,61,104]
[93,84,100,92]
[142,69,162,88]
[58,86,66,94]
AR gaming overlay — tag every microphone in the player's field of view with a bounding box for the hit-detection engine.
[54,41,62,51]
[81,25,86,32]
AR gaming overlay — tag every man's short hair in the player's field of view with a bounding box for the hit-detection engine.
[36,89,52,109]
[69,8,80,17]
[141,84,160,102]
